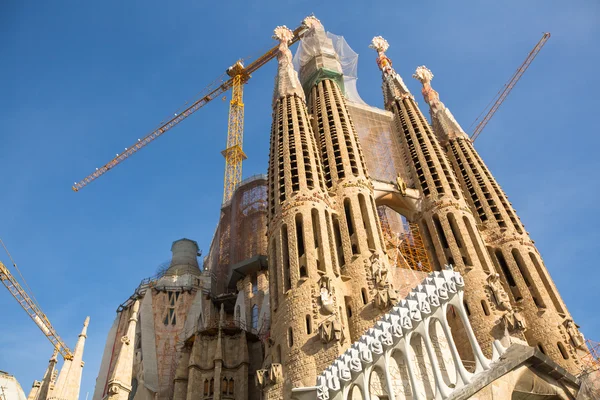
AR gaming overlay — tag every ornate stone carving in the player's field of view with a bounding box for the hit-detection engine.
[269,363,283,383]
[486,273,512,311]
[318,276,335,315]
[370,252,398,309]
[318,318,344,343]
[565,319,585,348]
[396,175,407,195]
[121,335,130,345]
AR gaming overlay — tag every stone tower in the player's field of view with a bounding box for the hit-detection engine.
[266,24,350,397]
[413,65,587,373]
[370,37,512,360]
[299,18,395,342]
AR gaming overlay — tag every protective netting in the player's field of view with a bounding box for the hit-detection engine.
[205,175,268,295]
[293,30,367,105]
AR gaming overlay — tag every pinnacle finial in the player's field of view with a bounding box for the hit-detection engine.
[302,15,322,29]
[370,36,389,53]
[413,65,434,85]
[273,26,294,44]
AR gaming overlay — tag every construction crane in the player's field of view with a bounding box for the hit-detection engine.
[72,22,310,203]
[470,32,551,142]
[0,240,73,360]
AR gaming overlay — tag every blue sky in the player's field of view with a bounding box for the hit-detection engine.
[1,0,598,395]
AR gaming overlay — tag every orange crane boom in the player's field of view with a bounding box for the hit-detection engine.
[470,32,550,142]
[72,23,309,195]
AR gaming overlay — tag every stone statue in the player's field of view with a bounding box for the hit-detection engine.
[318,276,335,314]
[370,253,388,288]
[396,175,407,195]
[565,319,585,348]
[486,273,512,311]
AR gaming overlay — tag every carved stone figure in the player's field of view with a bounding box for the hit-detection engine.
[318,317,344,344]
[565,319,585,348]
[318,276,335,315]
[269,363,283,383]
[487,273,512,311]
[396,175,407,195]
[370,253,388,288]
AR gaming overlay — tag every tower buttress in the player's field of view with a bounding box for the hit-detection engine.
[299,18,394,342]
[370,36,512,359]
[106,301,140,400]
[413,65,586,373]
[266,23,350,397]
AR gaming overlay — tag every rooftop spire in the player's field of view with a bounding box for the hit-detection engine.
[413,65,469,141]
[272,25,304,105]
[369,36,412,102]
[50,317,89,400]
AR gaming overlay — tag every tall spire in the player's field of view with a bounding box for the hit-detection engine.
[51,317,89,400]
[106,301,140,400]
[272,25,305,105]
[369,36,412,104]
[413,65,469,142]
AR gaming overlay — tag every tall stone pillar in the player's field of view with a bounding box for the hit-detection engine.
[266,24,350,398]
[370,37,511,358]
[106,301,140,400]
[299,17,394,342]
[413,65,586,373]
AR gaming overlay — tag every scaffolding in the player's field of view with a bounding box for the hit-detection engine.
[206,175,269,296]
[378,206,432,274]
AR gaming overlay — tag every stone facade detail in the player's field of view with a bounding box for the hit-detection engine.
[413,64,586,374]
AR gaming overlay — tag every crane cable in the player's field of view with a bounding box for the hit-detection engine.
[0,237,43,311]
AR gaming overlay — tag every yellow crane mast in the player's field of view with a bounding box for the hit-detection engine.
[72,21,310,204]
[0,241,73,360]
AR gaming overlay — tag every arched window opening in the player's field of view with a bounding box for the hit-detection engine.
[311,209,326,273]
[464,300,471,316]
[369,367,390,399]
[558,342,569,359]
[481,300,490,316]
[203,379,209,396]
[344,198,359,255]
[209,378,214,395]
[332,215,345,267]
[512,249,545,308]
[288,327,294,348]
[345,297,353,318]
[410,334,436,397]
[228,379,234,395]
[495,249,522,301]
[358,194,376,250]
[464,216,490,273]
[421,221,441,271]
[296,214,307,278]
[306,315,312,334]
[222,378,228,394]
[447,213,462,248]
[251,274,258,295]
[433,214,449,249]
[276,345,282,363]
[251,305,259,330]
[529,252,565,313]
[270,238,279,309]
[361,288,368,305]
[282,225,291,291]
[537,343,546,355]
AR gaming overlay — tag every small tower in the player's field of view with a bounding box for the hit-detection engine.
[370,36,512,359]
[299,17,394,341]
[266,23,349,396]
[413,65,586,373]
[50,317,89,400]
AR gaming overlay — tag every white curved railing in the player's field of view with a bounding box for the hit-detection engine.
[292,266,507,400]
